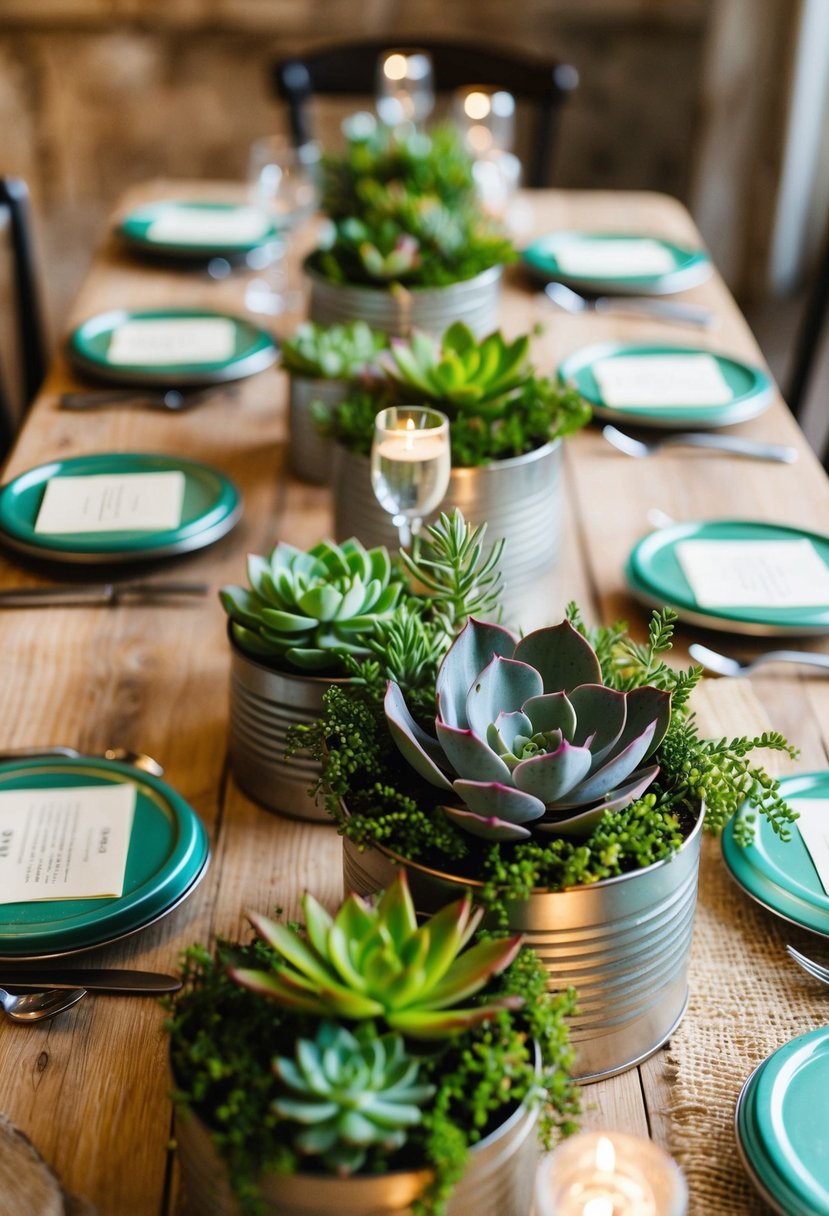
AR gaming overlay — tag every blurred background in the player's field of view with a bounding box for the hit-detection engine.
[1,0,827,450]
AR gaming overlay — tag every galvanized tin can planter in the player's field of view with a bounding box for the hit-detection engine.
[342,806,705,1084]
[228,631,346,821]
[306,263,503,338]
[288,375,349,484]
[333,442,562,632]
[175,1059,539,1216]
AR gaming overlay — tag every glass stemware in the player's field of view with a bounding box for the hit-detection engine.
[452,87,521,220]
[244,137,319,315]
[375,49,435,131]
[371,406,451,548]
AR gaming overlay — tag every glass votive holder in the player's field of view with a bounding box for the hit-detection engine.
[376,49,435,128]
[453,85,516,156]
[535,1131,688,1216]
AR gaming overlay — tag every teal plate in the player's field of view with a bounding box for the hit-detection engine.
[0,452,242,564]
[736,1029,829,1215]
[67,308,277,386]
[522,231,712,295]
[0,757,209,959]
[625,519,829,636]
[722,772,829,936]
[557,342,774,428]
[118,201,280,260]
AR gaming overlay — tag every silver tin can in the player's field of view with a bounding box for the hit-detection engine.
[288,375,349,484]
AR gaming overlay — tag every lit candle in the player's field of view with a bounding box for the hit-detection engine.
[370,406,451,548]
[376,50,435,128]
[454,86,516,156]
[535,1131,688,1216]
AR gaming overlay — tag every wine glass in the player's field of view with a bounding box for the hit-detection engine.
[452,87,521,220]
[244,137,320,315]
[371,406,451,548]
[375,50,435,131]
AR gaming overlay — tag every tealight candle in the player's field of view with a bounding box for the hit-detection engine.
[376,49,435,128]
[535,1131,688,1216]
[370,406,451,548]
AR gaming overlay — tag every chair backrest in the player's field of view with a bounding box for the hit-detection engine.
[273,38,579,187]
[0,177,47,453]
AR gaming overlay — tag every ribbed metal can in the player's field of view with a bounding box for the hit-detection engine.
[343,807,705,1084]
[228,633,344,821]
[288,375,348,484]
[334,443,562,632]
[175,1057,539,1216]
[306,264,503,338]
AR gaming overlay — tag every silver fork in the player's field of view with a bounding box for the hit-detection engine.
[603,425,798,464]
[689,643,829,677]
[544,281,717,326]
[787,945,829,985]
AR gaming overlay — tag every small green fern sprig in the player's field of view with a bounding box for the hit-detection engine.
[402,512,504,637]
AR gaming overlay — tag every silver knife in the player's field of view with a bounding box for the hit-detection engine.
[0,969,181,993]
[0,581,210,607]
[592,297,717,326]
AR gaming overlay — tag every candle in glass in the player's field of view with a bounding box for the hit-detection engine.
[535,1131,688,1216]
[452,87,521,219]
[371,406,451,548]
[376,49,435,129]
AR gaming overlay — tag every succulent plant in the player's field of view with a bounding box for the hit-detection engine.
[229,871,523,1039]
[220,538,403,672]
[385,617,672,841]
[384,323,531,415]
[280,320,387,380]
[272,1021,435,1176]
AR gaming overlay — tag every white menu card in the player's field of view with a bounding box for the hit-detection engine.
[593,353,733,408]
[147,206,269,245]
[0,784,136,903]
[675,539,829,609]
[792,799,829,895]
[106,317,236,365]
[35,471,186,535]
[554,238,676,277]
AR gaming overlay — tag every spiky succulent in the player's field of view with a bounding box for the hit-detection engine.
[272,1021,435,1177]
[385,617,671,842]
[229,871,523,1039]
[220,538,404,672]
[384,323,531,414]
[280,320,387,380]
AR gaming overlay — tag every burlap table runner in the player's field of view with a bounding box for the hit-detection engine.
[664,680,826,1215]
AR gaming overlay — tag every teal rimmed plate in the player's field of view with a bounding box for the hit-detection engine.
[118,201,280,260]
[736,1028,829,1215]
[625,519,829,636]
[67,308,277,386]
[0,452,242,564]
[723,772,829,936]
[558,342,774,428]
[522,231,712,294]
[0,757,209,959]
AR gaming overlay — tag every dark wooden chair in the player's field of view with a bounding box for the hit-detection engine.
[0,176,47,457]
[273,38,579,187]
[786,223,829,472]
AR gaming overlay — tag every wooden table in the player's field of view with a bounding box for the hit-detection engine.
[0,185,827,1216]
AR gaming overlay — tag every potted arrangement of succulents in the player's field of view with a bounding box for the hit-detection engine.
[306,119,514,336]
[322,321,590,630]
[280,321,387,483]
[220,512,503,820]
[166,872,577,1216]
[312,605,797,1081]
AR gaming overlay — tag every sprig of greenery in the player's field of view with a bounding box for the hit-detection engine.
[401,511,504,637]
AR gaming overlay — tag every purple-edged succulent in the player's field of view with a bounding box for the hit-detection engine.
[385,617,671,842]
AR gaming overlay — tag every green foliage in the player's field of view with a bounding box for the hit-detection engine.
[385,324,531,410]
[400,510,504,637]
[280,320,387,380]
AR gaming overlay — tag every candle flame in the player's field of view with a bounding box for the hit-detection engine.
[464,90,491,121]
[404,416,415,450]
[595,1136,616,1173]
[384,53,408,80]
[583,1199,614,1216]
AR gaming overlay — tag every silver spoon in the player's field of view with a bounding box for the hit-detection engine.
[603,425,798,464]
[0,986,87,1023]
[544,281,717,326]
[0,747,164,776]
[60,385,233,412]
[689,643,829,677]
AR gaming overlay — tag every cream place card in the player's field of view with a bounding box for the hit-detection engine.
[106,317,236,365]
[147,206,270,246]
[34,471,186,535]
[593,353,734,408]
[554,238,676,278]
[0,784,136,904]
[792,799,829,894]
[675,539,829,609]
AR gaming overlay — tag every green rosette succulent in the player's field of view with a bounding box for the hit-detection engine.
[220,537,403,672]
[280,320,387,380]
[272,1021,435,1177]
[385,617,672,841]
[230,871,523,1039]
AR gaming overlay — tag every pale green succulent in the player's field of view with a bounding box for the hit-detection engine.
[220,538,403,672]
[280,321,387,380]
[230,871,523,1039]
[272,1021,434,1176]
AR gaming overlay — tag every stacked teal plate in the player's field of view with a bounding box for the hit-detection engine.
[68,308,277,386]
[723,772,829,935]
[736,1026,829,1214]
[558,342,773,429]
[522,231,712,294]
[0,757,209,959]
[117,201,280,260]
[625,519,829,636]
[0,452,241,564]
